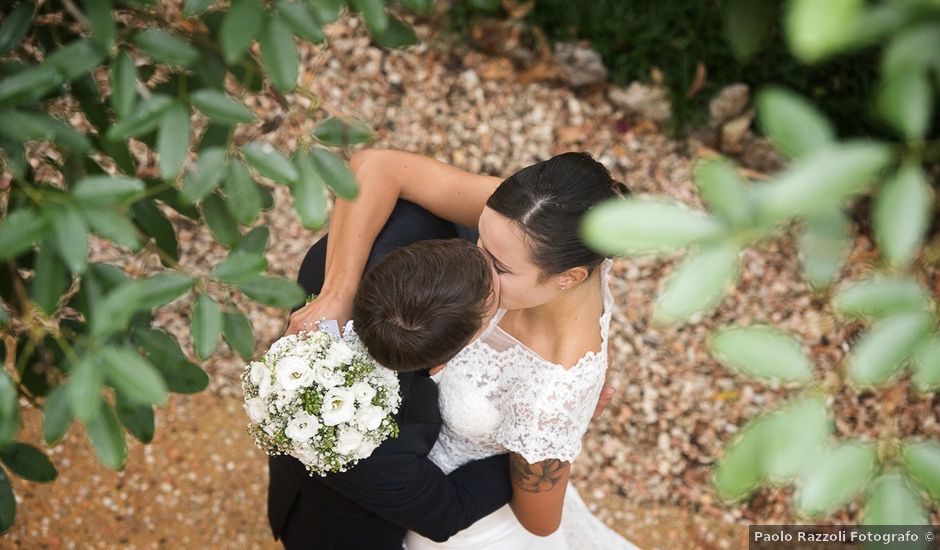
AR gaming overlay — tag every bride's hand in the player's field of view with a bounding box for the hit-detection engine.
[284,291,354,336]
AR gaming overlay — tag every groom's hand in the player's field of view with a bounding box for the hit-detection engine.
[592,342,617,420]
[285,291,353,336]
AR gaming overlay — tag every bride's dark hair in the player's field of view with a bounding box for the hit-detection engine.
[486,152,628,281]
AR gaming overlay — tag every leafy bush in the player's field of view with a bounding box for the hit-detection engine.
[0,0,429,533]
[584,0,940,523]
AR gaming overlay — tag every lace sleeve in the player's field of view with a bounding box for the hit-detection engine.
[496,350,607,464]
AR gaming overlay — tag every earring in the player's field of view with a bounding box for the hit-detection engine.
[560,285,567,290]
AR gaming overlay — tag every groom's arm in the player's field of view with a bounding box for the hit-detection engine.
[319,431,512,542]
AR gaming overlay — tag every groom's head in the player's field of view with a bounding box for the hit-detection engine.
[353,239,498,373]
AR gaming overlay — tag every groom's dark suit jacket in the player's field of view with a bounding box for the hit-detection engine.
[268,200,512,549]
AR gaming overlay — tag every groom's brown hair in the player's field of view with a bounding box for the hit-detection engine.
[353,239,495,372]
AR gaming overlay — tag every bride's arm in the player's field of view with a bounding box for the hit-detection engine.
[285,149,501,334]
[508,454,571,536]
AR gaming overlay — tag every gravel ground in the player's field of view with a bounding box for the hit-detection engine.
[6,10,939,550]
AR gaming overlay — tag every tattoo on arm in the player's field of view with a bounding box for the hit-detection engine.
[509,455,566,493]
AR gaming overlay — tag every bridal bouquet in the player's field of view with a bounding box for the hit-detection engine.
[241,324,401,476]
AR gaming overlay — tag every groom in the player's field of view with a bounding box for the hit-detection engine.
[268,201,513,549]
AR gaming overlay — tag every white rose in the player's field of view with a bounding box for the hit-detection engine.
[275,356,314,392]
[313,362,345,389]
[321,387,356,426]
[335,428,364,455]
[258,370,273,399]
[248,361,267,386]
[325,341,355,367]
[355,439,379,458]
[284,413,320,442]
[354,404,386,431]
[350,381,376,404]
[244,397,267,423]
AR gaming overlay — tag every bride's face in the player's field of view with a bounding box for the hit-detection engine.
[477,207,561,311]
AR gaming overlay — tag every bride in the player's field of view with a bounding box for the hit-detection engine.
[288,149,640,549]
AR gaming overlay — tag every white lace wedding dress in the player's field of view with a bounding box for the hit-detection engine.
[403,259,640,550]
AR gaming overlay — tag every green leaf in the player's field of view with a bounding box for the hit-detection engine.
[109,51,138,119]
[306,0,343,24]
[694,158,752,227]
[911,337,940,394]
[312,117,373,147]
[30,241,69,315]
[0,2,34,56]
[653,242,740,325]
[189,89,255,125]
[0,468,15,533]
[834,277,931,318]
[862,472,928,525]
[277,1,326,43]
[374,16,419,49]
[883,24,940,82]
[223,161,263,225]
[106,94,174,141]
[101,347,168,405]
[191,293,222,359]
[713,415,763,501]
[0,65,63,107]
[399,0,433,16]
[237,276,305,308]
[181,147,227,203]
[795,441,876,518]
[292,152,329,229]
[581,198,726,257]
[73,175,145,204]
[848,312,933,387]
[760,395,830,482]
[0,208,47,260]
[115,392,154,443]
[785,0,865,63]
[133,328,209,394]
[133,30,201,67]
[0,443,57,482]
[45,40,106,81]
[202,193,241,248]
[68,353,103,422]
[138,273,196,309]
[131,200,179,263]
[874,163,932,267]
[902,440,940,503]
[49,203,88,274]
[310,147,358,199]
[755,142,893,221]
[220,0,265,65]
[0,110,91,153]
[0,372,19,447]
[354,0,389,35]
[260,13,299,92]
[237,226,269,256]
[89,280,143,337]
[722,0,775,61]
[211,252,267,283]
[709,325,815,383]
[223,310,255,360]
[81,205,142,251]
[84,0,115,51]
[42,385,72,446]
[797,207,850,289]
[242,142,299,183]
[878,65,932,141]
[84,401,127,470]
[756,87,835,159]
[156,102,191,180]
[183,0,215,16]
